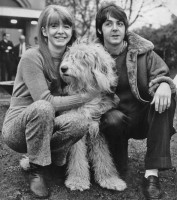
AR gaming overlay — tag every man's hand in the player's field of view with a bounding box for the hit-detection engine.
[151,82,171,113]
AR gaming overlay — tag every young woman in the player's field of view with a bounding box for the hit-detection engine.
[96,3,176,200]
[2,5,95,199]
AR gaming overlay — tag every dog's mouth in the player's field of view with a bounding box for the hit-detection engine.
[61,72,75,78]
[60,73,75,84]
[62,73,69,77]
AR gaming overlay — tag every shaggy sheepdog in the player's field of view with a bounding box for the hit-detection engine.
[20,41,127,192]
[59,41,127,191]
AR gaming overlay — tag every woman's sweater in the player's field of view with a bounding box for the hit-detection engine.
[3,48,87,124]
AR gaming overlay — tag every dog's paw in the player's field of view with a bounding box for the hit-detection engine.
[19,155,30,171]
[65,176,90,191]
[98,176,127,191]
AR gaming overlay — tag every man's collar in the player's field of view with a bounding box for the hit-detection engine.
[126,31,154,54]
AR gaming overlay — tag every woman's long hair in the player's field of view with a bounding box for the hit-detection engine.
[37,5,77,84]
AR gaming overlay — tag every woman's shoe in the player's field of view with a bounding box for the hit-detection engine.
[29,163,49,199]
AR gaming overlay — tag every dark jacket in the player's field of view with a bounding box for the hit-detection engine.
[120,32,176,102]
[0,39,14,62]
[13,43,30,65]
[13,44,20,57]
[13,43,21,65]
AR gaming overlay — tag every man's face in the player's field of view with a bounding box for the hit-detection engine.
[101,15,126,48]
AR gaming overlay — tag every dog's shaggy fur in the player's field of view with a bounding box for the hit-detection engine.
[59,41,127,191]
[20,41,127,192]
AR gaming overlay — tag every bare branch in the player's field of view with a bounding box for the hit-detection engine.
[129,0,145,26]
[45,0,168,36]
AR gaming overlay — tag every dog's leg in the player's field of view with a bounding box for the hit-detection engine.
[65,136,90,191]
[89,134,127,191]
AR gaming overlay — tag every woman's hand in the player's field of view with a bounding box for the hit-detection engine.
[151,82,171,113]
[81,91,99,103]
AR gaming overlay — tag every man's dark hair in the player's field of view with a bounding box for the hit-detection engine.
[96,2,128,44]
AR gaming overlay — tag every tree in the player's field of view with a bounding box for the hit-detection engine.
[45,0,167,37]
[114,0,167,27]
[135,14,177,70]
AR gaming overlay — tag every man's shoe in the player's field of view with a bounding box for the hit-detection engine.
[29,163,49,199]
[142,175,162,199]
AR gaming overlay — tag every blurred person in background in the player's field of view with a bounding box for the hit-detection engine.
[13,35,27,77]
[0,32,14,80]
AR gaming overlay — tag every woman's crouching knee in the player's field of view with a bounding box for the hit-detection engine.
[31,100,55,122]
[33,100,54,115]
[54,112,89,139]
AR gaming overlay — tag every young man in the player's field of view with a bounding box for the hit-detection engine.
[96,3,176,199]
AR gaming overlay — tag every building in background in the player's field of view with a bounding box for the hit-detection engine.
[0,0,45,46]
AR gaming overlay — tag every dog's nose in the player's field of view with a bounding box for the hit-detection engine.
[60,65,68,73]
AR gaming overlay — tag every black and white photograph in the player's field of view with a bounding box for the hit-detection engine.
[0,0,177,199]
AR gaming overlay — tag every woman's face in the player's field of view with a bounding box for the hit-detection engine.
[43,20,72,51]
